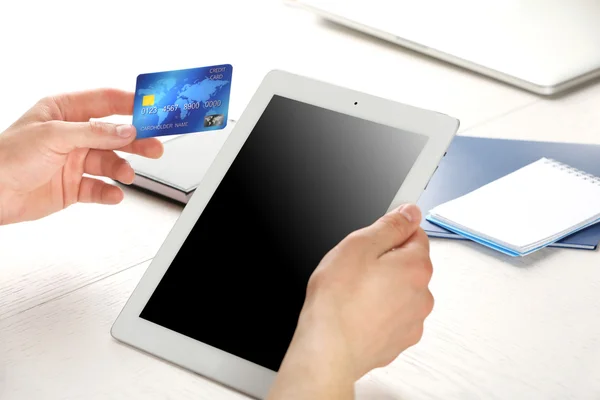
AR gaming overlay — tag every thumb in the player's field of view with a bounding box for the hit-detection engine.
[365,204,422,257]
[43,120,136,153]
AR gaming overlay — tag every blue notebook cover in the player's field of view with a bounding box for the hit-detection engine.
[418,136,600,250]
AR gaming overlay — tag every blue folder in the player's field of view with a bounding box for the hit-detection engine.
[418,136,600,250]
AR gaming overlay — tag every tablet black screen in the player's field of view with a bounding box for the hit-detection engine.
[140,95,428,371]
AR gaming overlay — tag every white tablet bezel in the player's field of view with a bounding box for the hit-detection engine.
[111,69,459,399]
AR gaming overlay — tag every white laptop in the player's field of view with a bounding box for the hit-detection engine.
[290,0,600,95]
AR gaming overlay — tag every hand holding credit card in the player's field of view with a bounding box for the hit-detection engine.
[132,64,232,139]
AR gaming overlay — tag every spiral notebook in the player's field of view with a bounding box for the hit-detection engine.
[426,158,600,257]
[418,136,600,250]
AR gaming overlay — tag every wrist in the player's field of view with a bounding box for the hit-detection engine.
[267,304,357,400]
[294,304,357,378]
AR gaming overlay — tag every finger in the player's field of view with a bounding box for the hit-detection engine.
[402,227,430,254]
[382,229,431,269]
[360,203,422,257]
[405,320,426,348]
[43,120,136,154]
[84,150,135,184]
[50,88,134,122]
[382,243,433,289]
[77,177,124,205]
[117,137,164,159]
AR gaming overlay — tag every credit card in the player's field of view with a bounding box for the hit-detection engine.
[132,64,232,139]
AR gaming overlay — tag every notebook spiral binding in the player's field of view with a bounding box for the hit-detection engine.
[544,158,600,185]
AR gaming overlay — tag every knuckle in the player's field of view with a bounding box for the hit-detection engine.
[408,228,430,252]
[415,228,430,246]
[422,257,433,278]
[410,256,433,287]
[39,120,61,140]
[37,121,68,153]
[306,268,331,296]
[342,229,369,248]
[305,271,320,294]
[34,96,61,120]
[423,290,435,316]
[88,120,113,136]
[409,324,425,346]
[37,96,54,108]
[379,353,399,368]
[41,120,61,132]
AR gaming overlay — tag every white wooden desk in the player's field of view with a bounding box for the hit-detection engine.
[1,1,599,398]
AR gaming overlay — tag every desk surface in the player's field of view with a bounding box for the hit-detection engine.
[1,1,600,399]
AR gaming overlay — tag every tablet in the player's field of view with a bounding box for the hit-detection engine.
[111,70,459,399]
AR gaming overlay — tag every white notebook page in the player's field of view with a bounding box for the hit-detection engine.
[430,158,600,249]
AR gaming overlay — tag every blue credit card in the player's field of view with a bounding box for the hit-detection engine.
[132,64,232,139]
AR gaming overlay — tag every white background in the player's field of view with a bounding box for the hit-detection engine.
[1,1,600,399]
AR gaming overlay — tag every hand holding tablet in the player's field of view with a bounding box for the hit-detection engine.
[112,70,459,398]
[268,203,433,399]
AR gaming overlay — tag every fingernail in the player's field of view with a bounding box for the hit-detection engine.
[397,204,420,223]
[116,124,135,138]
